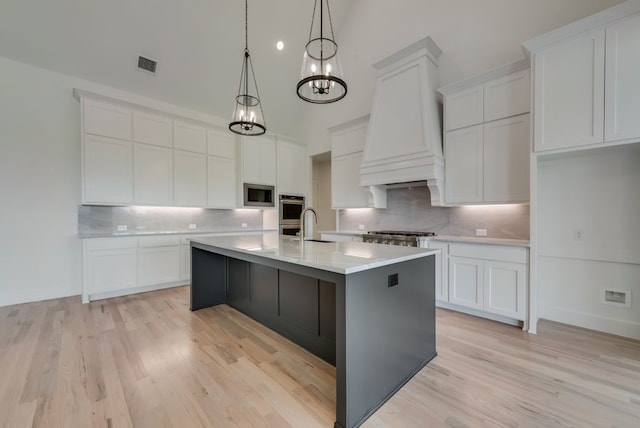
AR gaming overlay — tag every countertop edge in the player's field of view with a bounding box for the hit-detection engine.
[421,235,530,247]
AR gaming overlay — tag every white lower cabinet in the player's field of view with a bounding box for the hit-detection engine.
[82,235,193,303]
[83,238,138,300]
[421,239,528,324]
[138,236,182,286]
[449,256,484,310]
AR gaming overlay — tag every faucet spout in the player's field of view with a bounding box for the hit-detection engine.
[299,207,318,241]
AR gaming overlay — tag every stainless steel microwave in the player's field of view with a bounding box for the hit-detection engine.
[243,183,275,207]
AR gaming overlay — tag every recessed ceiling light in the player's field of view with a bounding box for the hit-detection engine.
[276,41,284,51]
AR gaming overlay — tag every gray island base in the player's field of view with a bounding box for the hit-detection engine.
[189,234,437,428]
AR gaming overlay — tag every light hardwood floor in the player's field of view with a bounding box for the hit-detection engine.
[0,285,638,428]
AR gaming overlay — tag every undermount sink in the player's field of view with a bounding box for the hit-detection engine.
[303,239,332,243]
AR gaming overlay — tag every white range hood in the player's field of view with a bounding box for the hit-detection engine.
[361,37,445,206]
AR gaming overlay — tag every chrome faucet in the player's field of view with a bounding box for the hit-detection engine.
[299,207,318,241]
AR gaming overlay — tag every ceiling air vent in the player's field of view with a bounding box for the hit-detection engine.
[137,56,157,74]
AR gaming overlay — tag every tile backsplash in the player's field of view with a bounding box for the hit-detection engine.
[78,205,263,237]
[338,187,529,240]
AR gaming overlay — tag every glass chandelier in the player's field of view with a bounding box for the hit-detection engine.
[229,0,266,136]
[296,0,347,104]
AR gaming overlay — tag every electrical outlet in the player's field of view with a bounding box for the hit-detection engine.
[117,225,127,232]
[475,228,487,236]
[188,224,197,230]
[358,224,366,230]
[573,229,584,241]
[241,223,248,228]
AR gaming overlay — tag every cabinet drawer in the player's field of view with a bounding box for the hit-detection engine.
[138,235,181,247]
[449,243,527,264]
[85,237,138,250]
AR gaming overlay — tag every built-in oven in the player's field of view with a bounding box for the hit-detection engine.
[279,194,304,235]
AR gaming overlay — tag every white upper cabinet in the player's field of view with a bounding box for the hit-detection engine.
[241,135,276,186]
[523,4,640,152]
[531,30,605,151]
[605,12,640,143]
[207,128,237,208]
[439,60,531,205]
[207,129,236,159]
[134,144,173,205]
[483,69,530,122]
[444,85,484,131]
[483,114,530,203]
[330,115,379,209]
[277,138,308,196]
[83,98,132,141]
[133,111,172,147]
[445,125,483,204]
[173,121,207,153]
[83,135,133,205]
[174,150,207,207]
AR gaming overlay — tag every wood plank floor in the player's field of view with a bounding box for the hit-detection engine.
[0,286,638,428]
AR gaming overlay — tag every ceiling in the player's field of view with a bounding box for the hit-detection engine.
[0,0,627,142]
[0,0,353,137]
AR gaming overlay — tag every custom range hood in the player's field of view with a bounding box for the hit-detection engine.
[361,37,445,206]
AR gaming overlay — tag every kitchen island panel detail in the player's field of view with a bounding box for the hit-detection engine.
[189,235,437,428]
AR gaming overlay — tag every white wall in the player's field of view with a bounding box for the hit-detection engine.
[0,55,232,307]
[537,145,640,339]
[305,0,625,155]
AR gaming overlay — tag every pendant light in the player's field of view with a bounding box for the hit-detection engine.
[229,0,266,136]
[296,0,347,104]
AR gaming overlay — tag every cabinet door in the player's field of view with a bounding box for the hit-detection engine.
[174,150,207,207]
[483,260,526,320]
[278,140,308,196]
[86,248,138,295]
[208,156,236,208]
[444,85,484,131]
[83,135,133,204]
[483,114,530,203]
[134,144,173,205]
[83,99,132,141]
[133,111,172,147]
[533,30,605,151]
[138,246,181,286]
[331,152,370,209]
[207,129,236,159]
[484,69,530,122]
[173,121,207,153]
[242,135,276,185]
[605,13,640,143]
[448,256,483,310]
[424,241,449,302]
[180,245,190,281]
[445,124,483,204]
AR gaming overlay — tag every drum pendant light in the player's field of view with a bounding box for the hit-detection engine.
[229,0,266,136]
[296,0,347,104]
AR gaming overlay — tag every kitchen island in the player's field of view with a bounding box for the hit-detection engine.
[189,233,438,428]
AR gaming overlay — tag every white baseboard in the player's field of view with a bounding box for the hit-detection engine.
[0,286,80,308]
[539,304,640,340]
[436,301,524,328]
[87,281,189,303]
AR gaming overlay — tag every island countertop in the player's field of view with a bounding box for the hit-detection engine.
[189,233,438,275]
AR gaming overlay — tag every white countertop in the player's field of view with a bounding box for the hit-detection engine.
[189,233,438,275]
[79,229,277,239]
[421,235,530,247]
[319,230,367,236]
